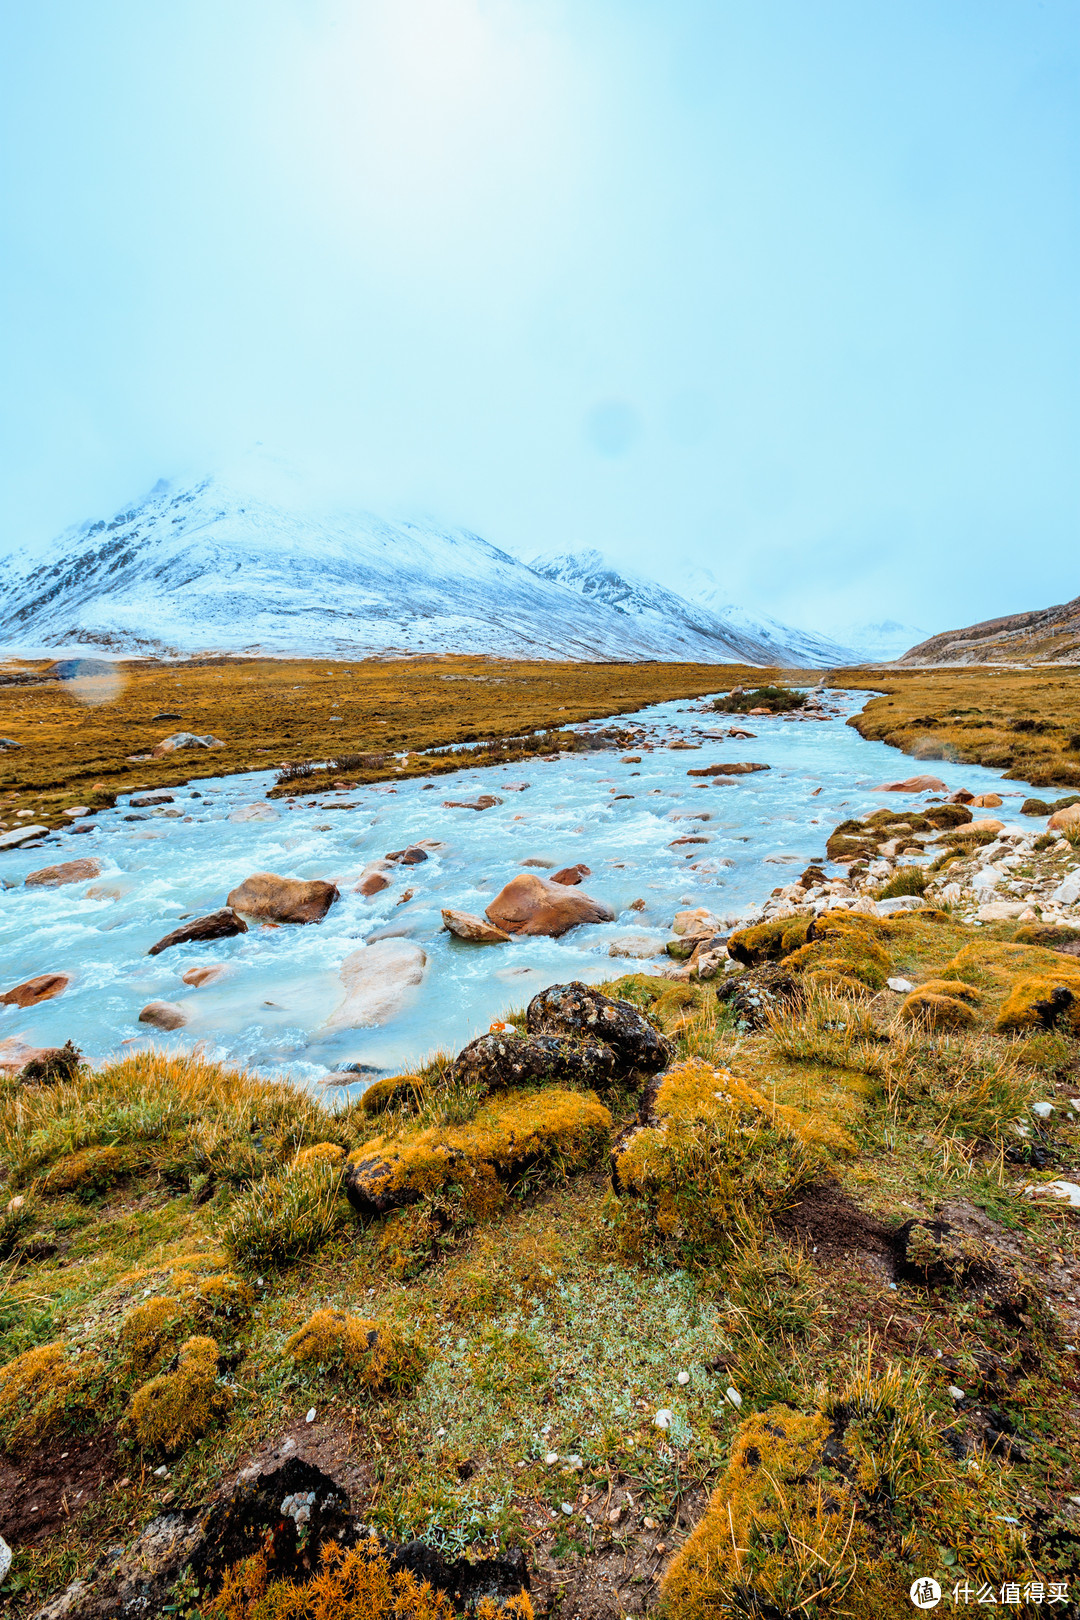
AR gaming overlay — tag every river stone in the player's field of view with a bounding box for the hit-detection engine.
[0,825,48,849]
[686,761,770,777]
[386,845,428,864]
[486,873,615,937]
[24,858,103,888]
[229,803,280,823]
[147,908,248,956]
[526,982,671,1074]
[449,1032,616,1092]
[0,1037,62,1075]
[323,940,427,1031]
[872,775,948,792]
[139,1001,189,1030]
[227,872,339,924]
[151,731,224,758]
[717,965,805,1030]
[442,794,503,811]
[550,863,591,886]
[673,907,720,936]
[0,973,70,1009]
[607,934,663,958]
[441,908,511,943]
[355,861,392,897]
[182,963,231,987]
[1048,803,1080,833]
[130,791,175,807]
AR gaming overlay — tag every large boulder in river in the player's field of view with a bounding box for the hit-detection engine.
[526,982,671,1074]
[485,874,614,937]
[0,973,70,1008]
[323,940,427,1031]
[450,1032,616,1092]
[138,1001,189,1031]
[148,908,248,956]
[227,872,339,924]
[24,858,103,888]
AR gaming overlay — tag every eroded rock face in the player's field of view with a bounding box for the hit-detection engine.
[323,940,427,1031]
[526,981,670,1074]
[441,908,510,943]
[227,873,339,924]
[449,1032,616,1092]
[0,973,70,1008]
[485,873,614,937]
[24,859,103,889]
[147,909,248,956]
[138,1001,189,1031]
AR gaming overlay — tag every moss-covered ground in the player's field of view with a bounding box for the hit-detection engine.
[2,899,1079,1617]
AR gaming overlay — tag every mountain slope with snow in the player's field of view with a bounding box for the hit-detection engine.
[530,552,858,667]
[0,473,857,665]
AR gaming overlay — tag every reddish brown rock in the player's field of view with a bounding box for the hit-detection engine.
[24,858,103,888]
[441,909,511,943]
[147,908,248,956]
[485,873,614,938]
[442,794,503,811]
[0,973,70,1009]
[1049,803,1080,833]
[182,963,231,987]
[226,872,340,924]
[686,762,770,778]
[872,775,948,792]
[550,863,592,886]
[385,846,429,864]
[0,1037,62,1075]
[138,1001,189,1030]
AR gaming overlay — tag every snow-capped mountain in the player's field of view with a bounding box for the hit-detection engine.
[0,470,855,665]
[834,620,929,661]
[532,553,858,667]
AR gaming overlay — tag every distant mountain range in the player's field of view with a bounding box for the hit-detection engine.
[0,470,863,666]
[899,593,1080,665]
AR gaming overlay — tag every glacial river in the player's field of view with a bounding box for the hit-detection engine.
[0,691,1046,1090]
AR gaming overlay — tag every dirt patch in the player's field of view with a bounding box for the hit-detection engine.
[232,1413,377,1507]
[0,1429,121,1545]
[773,1180,893,1263]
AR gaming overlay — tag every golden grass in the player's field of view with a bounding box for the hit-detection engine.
[0,653,771,829]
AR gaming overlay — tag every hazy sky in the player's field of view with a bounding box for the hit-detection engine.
[1,0,1076,637]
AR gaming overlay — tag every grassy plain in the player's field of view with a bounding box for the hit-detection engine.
[0,655,768,832]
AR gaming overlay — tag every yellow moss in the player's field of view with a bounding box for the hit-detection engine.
[347,1089,612,1209]
[944,938,1069,989]
[996,967,1080,1035]
[729,914,812,965]
[284,1308,426,1394]
[916,978,982,1003]
[0,1341,103,1453]
[292,1142,346,1169]
[900,989,977,1030]
[118,1297,185,1378]
[359,1075,424,1115]
[783,911,893,991]
[126,1334,231,1452]
[41,1144,126,1196]
[201,1537,534,1619]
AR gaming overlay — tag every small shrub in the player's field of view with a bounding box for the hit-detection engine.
[712,684,806,714]
[126,1334,231,1451]
[202,1537,533,1619]
[221,1158,346,1268]
[18,1040,82,1084]
[285,1309,426,1394]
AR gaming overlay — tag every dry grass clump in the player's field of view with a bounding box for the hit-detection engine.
[899,987,976,1030]
[660,1358,1031,1620]
[126,1333,231,1451]
[221,1157,348,1269]
[284,1309,426,1395]
[877,863,929,899]
[202,1538,533,1620]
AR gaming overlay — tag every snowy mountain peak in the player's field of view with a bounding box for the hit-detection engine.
[0,475,858,665]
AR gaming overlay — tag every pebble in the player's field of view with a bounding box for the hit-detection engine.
[654,1409,673,1430]
[545,1451,559,1464]
[677,1370,690,1386]
[886,977,914,993]
[948,1386,965,1402]
[1031,1101,1055,1119]
[305,1407,316,1423]
[725,1386,742,1408]
[561,1502,573,1516]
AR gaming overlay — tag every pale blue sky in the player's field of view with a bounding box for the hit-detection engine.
[1,0,1076,637]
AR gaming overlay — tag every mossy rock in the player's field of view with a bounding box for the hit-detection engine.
[996,968,1080,1035]
[716,965,805,1029]
[784,911,893,991]
[360,1075,425,1115]
[126,1334,232,1452]
[344,1089,613,1220]
[119,1297,186,1379]
[0,1340,104,1453]
[899,989,976,1031]
[1014,922,1080,952]
[727,914,812,967]
[923,803,974,829]
[893,1218,992,1288]
[449,1032,617,1094]
[285,1308,426,1394]
[41,1143,128,1197]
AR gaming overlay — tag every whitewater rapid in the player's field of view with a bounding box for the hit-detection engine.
[0,692,1043,1090]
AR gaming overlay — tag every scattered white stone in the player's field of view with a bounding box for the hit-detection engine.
[436,1427,446,1437]
[725,1386,743,1409]
[153,1465,169,1477]
[0,1533,11,1583]
[1031,1101,1055,1119]
[545,1451,559,1465]
[643,1516,657,1530]
[305,1407,316,1423]
[677,1370,690,1386]
[561,1502,573,1516]
[654,1409,673,1430]
[948,1386,965,1402]
[1024,1181,1080,1211]
[887,978,914,993]
[1051,872,1080,906]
